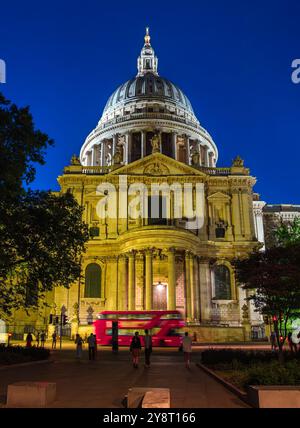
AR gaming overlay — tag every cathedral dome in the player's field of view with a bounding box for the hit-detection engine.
[103,74,195,118]
[80,28,218,168]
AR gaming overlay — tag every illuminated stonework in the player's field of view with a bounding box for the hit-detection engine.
[11,29,268,342]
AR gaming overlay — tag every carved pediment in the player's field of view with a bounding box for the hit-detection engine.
[108,152,207,177]
[143,162,169,175]
[207,191,231,201]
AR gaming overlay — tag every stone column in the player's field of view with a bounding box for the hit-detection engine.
[145,249,153,310]
[91,145,97,166]
[101,140,105,166]
[172,132,177,160]
[199,259,212,322]
[189,254,195,320]
[125,132,131,163]
[231,189,243,240]
[185,252,192,320]
[141,130,146,158]
[106,256,118,310]
[203,146,209,166]
[194,258,200,321]
[185,135,191,165]
[118,255,127,310]
[112,134,118,159]
[167,248,176,310]
[128,251,136,310]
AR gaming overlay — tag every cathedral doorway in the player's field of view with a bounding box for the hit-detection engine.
[153,282,167,310]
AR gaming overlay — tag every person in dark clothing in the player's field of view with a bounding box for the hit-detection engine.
[26,332,33,348]
[130,331,142,368]
[87,333,96,361]
[144,329,152,368]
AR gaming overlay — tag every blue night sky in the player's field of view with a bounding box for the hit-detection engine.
[1,0,300,203]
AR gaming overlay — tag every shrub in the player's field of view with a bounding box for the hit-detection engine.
[0,345,50,365]
[246,360,300,386]
[200,349,299,367]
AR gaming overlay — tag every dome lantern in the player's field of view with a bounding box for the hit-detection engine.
[137,27,158,76]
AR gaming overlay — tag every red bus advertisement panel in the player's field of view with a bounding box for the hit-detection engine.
[94,310,185,347]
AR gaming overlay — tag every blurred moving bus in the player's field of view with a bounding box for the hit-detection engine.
[94,310,185,347]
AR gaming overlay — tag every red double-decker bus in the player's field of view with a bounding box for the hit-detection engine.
[94,310,185,347]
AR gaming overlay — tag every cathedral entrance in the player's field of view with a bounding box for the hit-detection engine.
[153,282,167,310]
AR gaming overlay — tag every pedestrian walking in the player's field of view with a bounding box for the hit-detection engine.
[270,331,277,351]
[130,331,141,368]
[52,331,57,350]
[87,333,96,360]
[144,329,152,368]
[40,331,46,349]
[182,332,192,369]
[288,332,298,353]
[36,331,40,347]
[75,334,83,359]
[94,334,98,360]
[25,332,33,348]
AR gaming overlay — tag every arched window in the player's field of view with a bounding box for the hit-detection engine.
[85,264,101,298]
[214,265,231,300]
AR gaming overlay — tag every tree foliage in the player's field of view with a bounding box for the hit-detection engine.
[275,217,300,247]
[234,244,300,353]
[0,92,89,316]
[0,92,53,200]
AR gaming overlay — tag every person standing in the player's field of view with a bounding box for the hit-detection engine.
[130,331,142,368]
[40,332,46,349]
[75,334,83,359]
[26,332,33,348]
[144,329,152,368]
[94,334,98,360]
[36,331,40,347]
[52,331,57,350]
[87,333,96,361]
[270,331,277,351]
[182,332,192,369]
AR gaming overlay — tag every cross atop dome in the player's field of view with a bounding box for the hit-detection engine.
[137,27,158,76]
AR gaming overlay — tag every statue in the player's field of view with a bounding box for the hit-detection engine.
[71,154,81,165]
[150,133,160,153]
[242,303,249,320]
[232,155,244,167]
[191,151,200,166]
[113,147,123,165]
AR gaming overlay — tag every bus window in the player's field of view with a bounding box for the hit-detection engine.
[168,328,184,336]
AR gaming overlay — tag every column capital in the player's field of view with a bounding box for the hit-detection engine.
[145,247,155,256]
[185,250,193,259]
[128,250,136,259]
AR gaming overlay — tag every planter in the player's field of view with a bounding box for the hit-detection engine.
[247,385,300,408]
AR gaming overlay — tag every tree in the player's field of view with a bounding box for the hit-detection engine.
[234,244,300,361]
[0,92,89,317]
[0,92,53,200]
[275,217,300,247]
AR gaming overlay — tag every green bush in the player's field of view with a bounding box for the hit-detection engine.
[201,349,299,367]
[246,360,300,386]
[0,345,50,365]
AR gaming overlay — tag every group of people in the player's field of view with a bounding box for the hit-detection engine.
[270,331,300,353]
[25,329,193,368]
[130,330,192,369]
[25,331,46,348]
[74,333,97,360]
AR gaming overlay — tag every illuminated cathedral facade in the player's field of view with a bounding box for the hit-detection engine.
[12,29,275,342]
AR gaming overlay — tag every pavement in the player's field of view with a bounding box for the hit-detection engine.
[0,346,249,408]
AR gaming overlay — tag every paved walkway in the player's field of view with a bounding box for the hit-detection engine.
[0,349,248,408]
